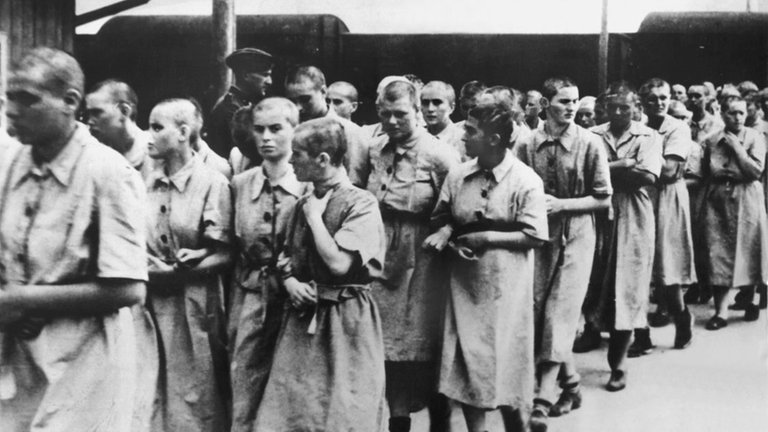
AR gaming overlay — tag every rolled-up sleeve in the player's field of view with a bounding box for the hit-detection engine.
[515,175,550,242]
[333,192,386,279]
[202,175,234,245]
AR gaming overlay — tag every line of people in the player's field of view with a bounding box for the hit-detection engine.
[0,45,766,432]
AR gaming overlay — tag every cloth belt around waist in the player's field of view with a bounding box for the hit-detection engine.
[310,281,370,303]
[379,205,431,223]
[711,175,747,185]
[300,281,370,335]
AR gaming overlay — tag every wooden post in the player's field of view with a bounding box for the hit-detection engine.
[212,0,236,100]
[598,0,609,93]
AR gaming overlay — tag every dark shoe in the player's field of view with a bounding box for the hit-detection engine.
[549,384,582,417]
[744,304,760,322]
[674,308,693,349]
[573,326,601,353]
[759,285,767,310]
[705,316,728,330]
[388,416,411,432]
[529,398,552,432]
[605,369,627,392]
[729,288,750,311]
[627,328,654,358]
[648,310,671,327]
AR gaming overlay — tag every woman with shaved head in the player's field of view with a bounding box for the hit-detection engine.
[145,98,233,432]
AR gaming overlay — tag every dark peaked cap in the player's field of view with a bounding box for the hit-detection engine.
[225,48,273,72]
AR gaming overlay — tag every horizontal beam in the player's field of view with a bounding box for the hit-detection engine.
[75,0,150,26]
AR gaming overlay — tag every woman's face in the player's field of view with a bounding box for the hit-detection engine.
[545,86,579,127]
[605,93,635,131]
[642,85,671,118]
[575,107,596,129]
[462,115,489,159]
[722,100,747,133]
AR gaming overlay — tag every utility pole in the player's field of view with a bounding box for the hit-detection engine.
[598,0,609,93]
[213,0,236,100]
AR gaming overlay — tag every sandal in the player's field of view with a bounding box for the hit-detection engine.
[529,398,552,432]
[549,383,582,417]
[705,316,727,330]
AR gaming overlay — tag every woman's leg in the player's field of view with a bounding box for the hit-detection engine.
[550,360,582,416]
[385,363,412,432]
[500,406,526,432]
[461,403,487,432]
[529,361,560,431]
[606,330,632,391]
[712,285,730,319]
[667,284,693,348]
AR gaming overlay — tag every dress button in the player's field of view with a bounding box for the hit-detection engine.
[386,167,393,174]
[160,205,167,213]
[264,212,272,222]
[475,210,484,220]
[481,190,488,198]
[160,234,168,243]
[381,185,387,191]
[24,206,34,217]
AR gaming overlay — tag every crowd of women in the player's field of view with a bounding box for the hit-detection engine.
[0,46,766,432]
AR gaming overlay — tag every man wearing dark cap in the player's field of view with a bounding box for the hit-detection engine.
[207,47,273,157]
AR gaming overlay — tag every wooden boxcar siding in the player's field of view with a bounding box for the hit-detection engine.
[339,33,630,124]
[0,0,75,61]
[75,15,346,126]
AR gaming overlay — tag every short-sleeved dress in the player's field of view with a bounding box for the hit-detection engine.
[750,121,768,212]
[433,151,549,410]
[700,128,768,287]
[650,115,697,287]
[514,123,612,363]
[254,175,387,432]
[351,128,458,368]
[434,121,468,160]
[228,166,307,432]
[0,124,148,432]
[145,155,233,432]
[591,122,663,330]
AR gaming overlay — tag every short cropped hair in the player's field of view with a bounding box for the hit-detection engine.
[605,81,638,102]
[542,77,578,100]
[377,80,419,110]
[467,101,515,146]
[284,65,326,90]
[721,94,745,112]
[293,117,347,166]
[738,81,759,97]
[638,78,670,100]
[422,81,456,105]
[253,97,300,127]
[460,80,487,99]
[13,47,84,97]
[89,79,139,121]
[328,81,359,103]
[153,98,197,130]
[482,86,517,114]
